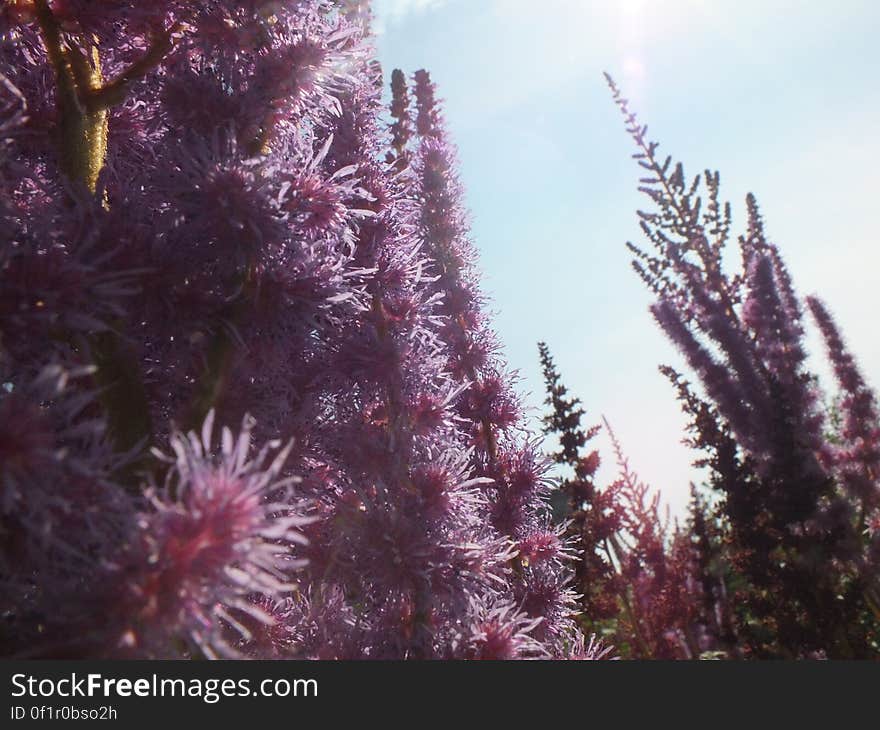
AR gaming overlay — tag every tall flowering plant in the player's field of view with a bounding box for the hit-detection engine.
[537,343,619,638]
[539,344,737,658]
[607,74,880,658]
[0,1,586,659]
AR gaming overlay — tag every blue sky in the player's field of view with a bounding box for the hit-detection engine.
[372,0,880,516]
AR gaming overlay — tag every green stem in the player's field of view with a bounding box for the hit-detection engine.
[34,1,176,476]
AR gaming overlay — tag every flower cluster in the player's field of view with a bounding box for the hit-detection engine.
[0,1,582,659]
[603,74,880,658]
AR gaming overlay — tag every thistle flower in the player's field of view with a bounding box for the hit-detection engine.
[463,601,547,660]
[0,365,129,574]
[567,632,616,661]
[115,411,309,658]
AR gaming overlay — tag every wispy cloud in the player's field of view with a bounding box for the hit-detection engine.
[372,0,448,35]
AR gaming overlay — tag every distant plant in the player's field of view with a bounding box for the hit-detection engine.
[537,343,619,637]
[607,73,880,658]
[539,343,739,658]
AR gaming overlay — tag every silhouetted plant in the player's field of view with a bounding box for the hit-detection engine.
[607,73,880,658]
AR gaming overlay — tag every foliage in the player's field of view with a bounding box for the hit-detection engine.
[0,1,586,659]
[601,74,880,658]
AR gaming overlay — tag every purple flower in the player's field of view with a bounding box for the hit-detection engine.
[113,411,309,658]
[2,1,581,659]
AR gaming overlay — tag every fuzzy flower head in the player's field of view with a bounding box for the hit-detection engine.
[568,633,617,661]
[517,526,575,569]
[465,601,546,660]
[127,411,309,657]
[0,365,130,571]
